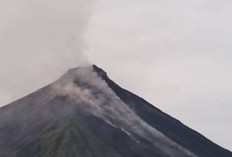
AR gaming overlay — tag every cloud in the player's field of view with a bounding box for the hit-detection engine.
[85,0,232,150]
[0,0,231,151]
[0,0,94,105]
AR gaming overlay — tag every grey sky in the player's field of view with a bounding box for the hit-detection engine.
[0,0,232,151]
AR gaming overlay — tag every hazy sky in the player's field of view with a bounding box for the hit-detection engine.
[0,0,232,151]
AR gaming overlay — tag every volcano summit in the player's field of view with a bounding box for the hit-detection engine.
[0,65,231,157]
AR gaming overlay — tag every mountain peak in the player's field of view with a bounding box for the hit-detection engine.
[92,64,108,78]
[0,65,231,157]
[60,64,107,81]
[56,64,108,89]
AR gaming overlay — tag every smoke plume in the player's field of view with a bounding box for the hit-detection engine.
[0,0,94,106]
[51,66,196,157]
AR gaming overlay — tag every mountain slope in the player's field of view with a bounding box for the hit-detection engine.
[93,65,232,157]
[0,65,231,157]
[12,117,122,157]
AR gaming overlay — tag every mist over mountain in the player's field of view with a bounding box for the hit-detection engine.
[0,65,231,157]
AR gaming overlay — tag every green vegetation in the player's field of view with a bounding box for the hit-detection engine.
[12,117,122,157]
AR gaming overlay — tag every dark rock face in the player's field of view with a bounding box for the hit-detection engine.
[93,65,232,157]
[0,65,231,157]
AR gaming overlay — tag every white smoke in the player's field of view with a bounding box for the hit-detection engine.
[51,66,196,157]
[0,0,94,106]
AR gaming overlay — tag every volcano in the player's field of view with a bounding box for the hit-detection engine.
[0,65,231,157]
